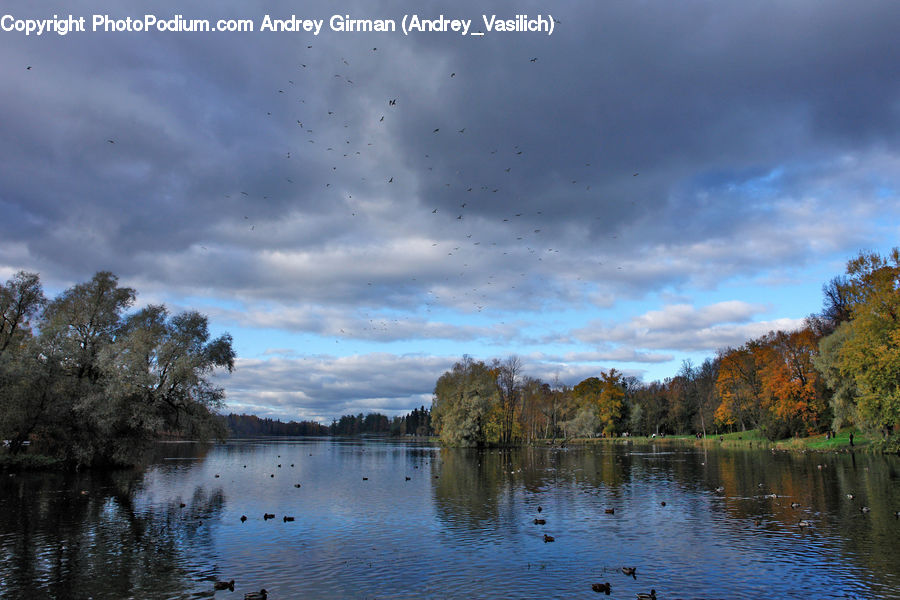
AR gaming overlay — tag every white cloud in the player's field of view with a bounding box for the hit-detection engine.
[574,302,806,352]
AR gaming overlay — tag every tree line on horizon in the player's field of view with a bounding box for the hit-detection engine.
[224,406,434,437]
[431,249,900,450]
[0,271,235,467]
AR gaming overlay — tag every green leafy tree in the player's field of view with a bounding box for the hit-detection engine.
[820,249,900,437]
[2,271,236,466]
[0,271,45,357]
[571,370,626,436]
[432,356,499,446]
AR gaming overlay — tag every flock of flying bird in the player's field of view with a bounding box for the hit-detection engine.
[28,35,643,341]
[175,41,638,338]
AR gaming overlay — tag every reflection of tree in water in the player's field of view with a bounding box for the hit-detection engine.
[431,446,631,530]
[0,467,225,599]
[143,440,213,463]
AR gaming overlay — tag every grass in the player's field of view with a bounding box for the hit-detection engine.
[561,427,877,453]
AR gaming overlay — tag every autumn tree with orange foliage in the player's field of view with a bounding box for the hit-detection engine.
[714,343,765,432]
[757,329,828,438]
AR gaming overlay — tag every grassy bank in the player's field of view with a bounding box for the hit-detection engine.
[561,428,882,453]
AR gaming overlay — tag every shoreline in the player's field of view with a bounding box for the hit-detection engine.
[555,428,879,453]
[2,428,889,471]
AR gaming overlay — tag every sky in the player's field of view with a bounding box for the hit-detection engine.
[3,0,900,423]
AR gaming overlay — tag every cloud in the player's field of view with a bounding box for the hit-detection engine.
[3,0,900,416]
[217,353,450,421]
[574,302,806,353]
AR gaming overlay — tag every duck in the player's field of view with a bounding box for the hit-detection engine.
[790,502,801,509]
[798,519,811,528]
[214,579,235,591]
[636,591,656,600]
[604,508,615,514]
[715,486,725,493]
[591,582,611,594]
[537,506,543,512]
[846,494,855,500]
[283,516,295,522]
[543,534,555,543]
[660,501,666,507]
[263,513,275,520]
[622,567,636,578]
[244,589,267,600]
[860,506,871,514]
[240,515,248,523]
[294,483,302,488]
[534,518,546,525]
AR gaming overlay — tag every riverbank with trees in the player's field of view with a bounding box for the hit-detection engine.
[430,250,900,453]
[0,271,235,469]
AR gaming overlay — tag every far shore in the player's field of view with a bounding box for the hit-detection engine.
[2,428,888,471]
[555,428,877,453]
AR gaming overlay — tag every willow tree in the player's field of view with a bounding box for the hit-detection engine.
[817,249,900,439]
[88,305,235,464]
[432,356,499,446]
[1,271,236,467]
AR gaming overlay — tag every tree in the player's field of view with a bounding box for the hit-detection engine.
[41,271,136,384]
[432,356,499,446]
[0,271,236,467]
[0,271,45,357]
[88,306,235,463]
[757,328,826,438]
[820,276,853,332]
[714,344,764,432]
[819,249,900,437]
[571,370,626,436]
[496,355,523,445]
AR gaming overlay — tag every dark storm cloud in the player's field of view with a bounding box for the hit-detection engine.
[4,0,899,300]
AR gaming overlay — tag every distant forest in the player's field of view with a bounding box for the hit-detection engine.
[224,406,433,437]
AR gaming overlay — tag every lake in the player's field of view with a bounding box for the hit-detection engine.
[1,438,899,599]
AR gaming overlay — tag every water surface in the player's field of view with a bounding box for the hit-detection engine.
[1,438,898,599]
